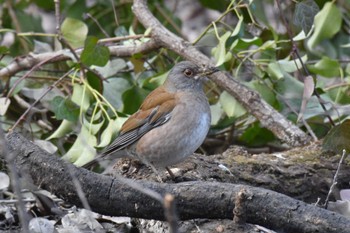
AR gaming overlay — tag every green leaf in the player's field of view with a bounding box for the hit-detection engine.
[83,114,105,135]
[277,55,308,73]
[308,56,340,77]
[230,37,262,51]
[297,75,315,122]
[34,0,55,10]
[16,10,43,33]
[86,70,103,93]
[219,91,246,118]
[0,97,10,116]
[81,36,110,67]
[267,62,284,80]
[66,0,87,19]
[210,102,223,125]
[266,56,307,80]
[122,86,149,114]
[212,31,232,66]
[231,14,243,37]
[114,26,128,37]
[130,56,145,74]
[98,117,127,147]
[247,80,277,107]
[62,126,97,165]
[322,120,350,154]
[71,84,92,112]
[51,96,80,121]
[47,120,75,140]
[240,122,275,147]
[146,71,169,87]
[327,83,350,105]
[93,58,127,78]
[293,0,319,34]
[103,77,131,110]
[307,2,342,49]
[0,46,9,55]
[61,17,88,49]
[198,0,229,11]
[274,73,328,120]
[33,40,53,53]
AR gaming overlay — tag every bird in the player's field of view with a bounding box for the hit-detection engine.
[82,61,219,172]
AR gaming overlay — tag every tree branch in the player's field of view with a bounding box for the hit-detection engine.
[132,0,311,147]
[1,0,311,146]
[0,39,159,78]
[2,132,349,233]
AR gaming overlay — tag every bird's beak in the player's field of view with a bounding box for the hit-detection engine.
[195,66,220,80]
[203,66,220,76]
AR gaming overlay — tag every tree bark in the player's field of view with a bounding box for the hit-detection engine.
[1,132,350,233]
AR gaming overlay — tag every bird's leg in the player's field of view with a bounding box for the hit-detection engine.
[137,155,176,182]
[165,167,176,180]
[148,163,165,183]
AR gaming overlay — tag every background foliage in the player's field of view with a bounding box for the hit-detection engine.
[1,0,349,166]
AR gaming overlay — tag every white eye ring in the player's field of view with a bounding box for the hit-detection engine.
[184,68,193,77]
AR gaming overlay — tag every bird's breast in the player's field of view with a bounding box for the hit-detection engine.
[135,91,210,167]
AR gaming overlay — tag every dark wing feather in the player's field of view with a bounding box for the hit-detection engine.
[82,86,176,169]
[100,107,171,157]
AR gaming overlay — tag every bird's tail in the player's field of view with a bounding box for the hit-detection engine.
[81,156,101,169]
[81,149,127,169]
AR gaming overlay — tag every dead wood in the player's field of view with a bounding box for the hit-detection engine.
[1,132,350,233]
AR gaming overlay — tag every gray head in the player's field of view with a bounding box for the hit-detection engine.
[164,61,218,92]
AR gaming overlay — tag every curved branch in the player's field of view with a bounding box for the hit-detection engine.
[132,0,311,147]
[2,132,350,233]
[0,39,159,78]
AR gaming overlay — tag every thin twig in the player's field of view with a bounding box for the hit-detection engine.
[110,0,119,26]
[5,0,29,52]
[54,0,87,81]
[6,55,62,99]
[302,118,318,141]
[116,176,163,203]
[163,194,179,233]
[98,34,151,44]
[275,0,334,126]
[154,3,183,37]
[86,13,110,38]
[10,69,73,131]
[13,95,47,113]
[0,126,29,233]
[324,149,348,209]
[66,163,91,211]
[192,1,235,45]
[0,39,159,78]
[0,197,62,204]
[233,188,248,224]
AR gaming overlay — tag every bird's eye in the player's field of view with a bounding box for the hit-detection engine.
[184,68,193,77]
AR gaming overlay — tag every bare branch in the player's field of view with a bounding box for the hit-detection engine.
[0,40,159,78]
[131,0,311,147]
[163,194,179,233]
[233,188,249,224]
[275,0,335,127]
[9,69,72,131]
[324,149,348,209]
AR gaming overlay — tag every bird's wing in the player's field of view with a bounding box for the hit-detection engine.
[120,86,175,132]
[102,87,176,155]
[82,87,176,168]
